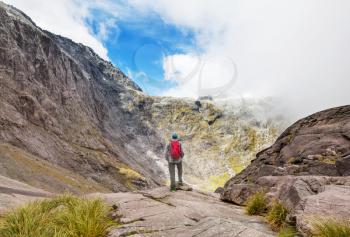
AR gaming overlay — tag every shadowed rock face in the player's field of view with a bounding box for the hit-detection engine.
[0,2,165,193]
[227,105,350,185]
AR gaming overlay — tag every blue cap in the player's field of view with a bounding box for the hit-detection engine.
[172,133,178,139]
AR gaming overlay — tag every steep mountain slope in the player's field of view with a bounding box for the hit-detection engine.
[0,1,165,193]
[0,1,284,193]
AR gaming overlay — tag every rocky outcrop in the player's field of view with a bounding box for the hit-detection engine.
[0,1,166,193]
[222,105,350,235]
[295,184,350,235]
[222,175,350,235]
[227,105,350,185]
[336,154,350,175]
[89,187,275,237]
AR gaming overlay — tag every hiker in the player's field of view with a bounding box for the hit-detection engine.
[165,133,184,191]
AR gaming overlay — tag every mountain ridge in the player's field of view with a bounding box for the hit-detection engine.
[0,0,283,193]
[0,0,165,193]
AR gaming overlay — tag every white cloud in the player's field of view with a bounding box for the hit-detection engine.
[95,18,117,41]
[3,0,350,118]
[162,53,237,98]
[126,0,350,118]
[163,54,201,82]
[3,0,110,60]
[161,54,200,98]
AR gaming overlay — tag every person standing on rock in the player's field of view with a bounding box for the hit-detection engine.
[165,133,184,191]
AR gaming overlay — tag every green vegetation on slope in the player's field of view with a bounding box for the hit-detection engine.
[245,192,291,233]
[0,142,148,193]
[0,143,108,193]
[312,218,350,237]
[0,194,115,237]
[146,97,283,192]
[265,201,289,231]
[245,190,268,215]
[277,225,297,237]
[207,173,230,191]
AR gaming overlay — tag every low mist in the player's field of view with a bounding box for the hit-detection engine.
[152,0,350,120]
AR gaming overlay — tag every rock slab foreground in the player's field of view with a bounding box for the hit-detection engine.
[91,187,275,237]
[0,176,275,237]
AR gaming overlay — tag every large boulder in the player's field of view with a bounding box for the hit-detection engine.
[228,105,350,186]
[222,175,350,209]
[221,183,259,205]
[294,185,350,235]
[256,176,350,210]
[222,175,350,235]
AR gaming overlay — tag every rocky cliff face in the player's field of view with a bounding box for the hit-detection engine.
[0,1,284,194]
[0,2,165,193]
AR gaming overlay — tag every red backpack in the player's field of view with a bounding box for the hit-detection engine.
[170,140,182,159]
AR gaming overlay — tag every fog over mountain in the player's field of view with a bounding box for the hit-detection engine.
[4,0,349,119]
[153,0,350,119]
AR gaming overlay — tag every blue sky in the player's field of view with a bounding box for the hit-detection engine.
[86,8,198,95]
[4,0,350,117]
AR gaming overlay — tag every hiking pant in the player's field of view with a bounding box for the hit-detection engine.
[169,162,183,189]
